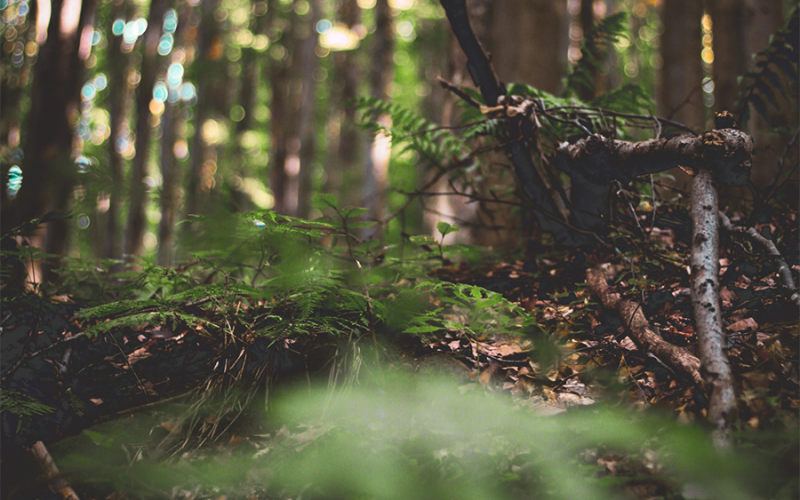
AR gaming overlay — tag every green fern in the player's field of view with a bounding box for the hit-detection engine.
[0,390,55,418]
[355,97,472,167]
[735,6,799,126]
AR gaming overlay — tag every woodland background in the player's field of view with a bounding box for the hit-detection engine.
[1,0,797,270]
[1,0,800,499]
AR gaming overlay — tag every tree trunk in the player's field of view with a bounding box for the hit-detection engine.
[0,0,36,159]
[267,0,293,214]
[659,0,705,130]
[294,0,321,219]
[185,0,220,222]
[742,0,785,189]
[488,0,566,94]
[158,102,179,267]
[361,0,394,236]
[658,0,704,194]
[8,0,96,283]
[102,0,134,261]
[707,0,747,113]
[125,0,168,260]
[325,0,361,206]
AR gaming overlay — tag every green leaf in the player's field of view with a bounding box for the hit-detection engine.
[409,235,435,245]
[404,325,441,334]
[437,221,460,236]
[343,207,370,218]
[311,193,339,210]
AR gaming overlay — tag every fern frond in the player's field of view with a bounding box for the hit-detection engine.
[0,390,55,418]
[355,97,471,166]
[735,6,799,126]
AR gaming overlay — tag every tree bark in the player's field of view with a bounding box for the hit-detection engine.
[361,0,394,236]
[125,0,168,260]
[158,102,179,267]
[295,0,321,219]
[267,0,294,215]
[690,167,736,450]
[707,0,747,113]
[659,0,705,134]
[185,0,220,222]
[325,0,362,206]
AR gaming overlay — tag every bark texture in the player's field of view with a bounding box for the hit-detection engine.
[690,168,736,450]
[586,264,705,389]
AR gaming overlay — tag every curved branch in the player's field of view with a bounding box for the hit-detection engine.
[586,264,705,390]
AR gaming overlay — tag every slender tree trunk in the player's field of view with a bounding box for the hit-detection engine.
[658,0,704,194]
[361,0,393,235]
[267,0,293,214]
[325,0,361,205]
[659,0,705,130]
[125,0,168,260]
[103,0,133,261]
[158,102,179,267]
[430,0,492,244]
[185,0,219,221]
[294,0,321,219]
[0,0,36,222]
[707,0,747,113]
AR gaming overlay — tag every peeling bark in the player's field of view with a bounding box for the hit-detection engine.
[586,264,705,390]
[690,168,736,450]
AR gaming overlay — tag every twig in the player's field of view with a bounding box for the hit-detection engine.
[719,211,800,307]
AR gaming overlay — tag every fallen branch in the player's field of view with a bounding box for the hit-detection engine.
[690,168,736,451]
[586,263,705,390]
[30,441,80,500]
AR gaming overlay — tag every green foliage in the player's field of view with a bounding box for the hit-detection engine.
[0,390,55,418]
[735,6,799,126]
[402,280,528,340]
[355,96,472,168]
[51,375,796,500]
[565,12,628,98]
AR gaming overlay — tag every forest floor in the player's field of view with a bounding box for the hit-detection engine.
[2,203,799,500]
